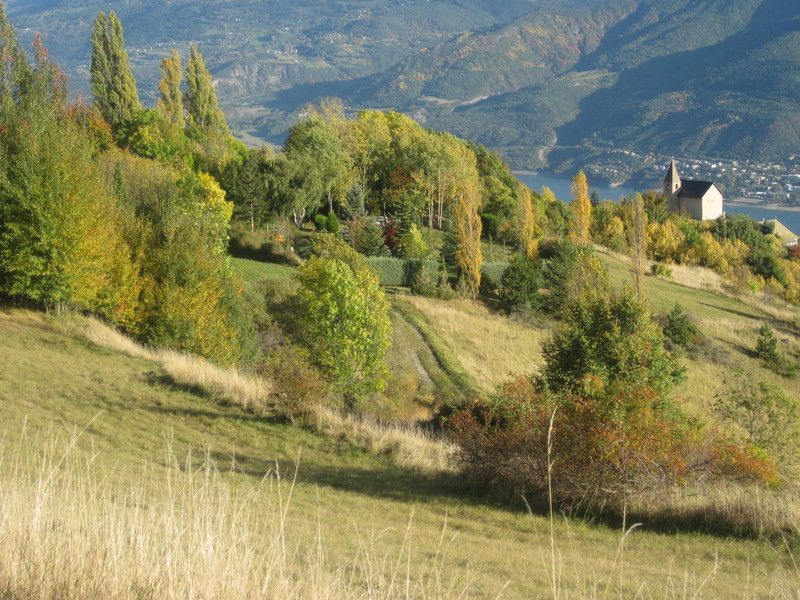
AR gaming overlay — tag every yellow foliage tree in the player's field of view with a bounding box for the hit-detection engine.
[450,147,483,296]
[570,170,591,245]
[646,220,685,263]
[518,185,540,260]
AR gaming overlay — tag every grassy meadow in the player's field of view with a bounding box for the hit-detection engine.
[2,308,800,597]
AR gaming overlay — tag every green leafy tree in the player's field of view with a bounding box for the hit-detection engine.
[714,369,798,465]
[90,11,141,133]
[296,255,392,398]
[184,45,227,130]
[157,49,184,128]
[399,223,429,259]
[499,256,541,312]
[541,285,685,400]
[355,220,389,257]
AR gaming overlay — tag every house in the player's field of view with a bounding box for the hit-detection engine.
[663,160,724,220]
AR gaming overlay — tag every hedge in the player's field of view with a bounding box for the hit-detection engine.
[366,257,439,287]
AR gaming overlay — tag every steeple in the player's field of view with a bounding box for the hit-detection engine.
[663,159,681,196]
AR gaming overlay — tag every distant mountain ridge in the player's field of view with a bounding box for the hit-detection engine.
[7,0,800,184]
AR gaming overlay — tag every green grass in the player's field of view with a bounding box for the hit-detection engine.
[231,256,295,287]
[2,308,799,596]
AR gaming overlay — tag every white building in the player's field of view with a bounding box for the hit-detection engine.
[663,160,724,221]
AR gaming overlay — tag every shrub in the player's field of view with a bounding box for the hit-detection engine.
[541,285,685,400]
[407,260,439,296]
[450,377,697,505]
[365,256,406,286]
[326,212,339,234]
[662,304,698,349]
[479,261,509,297]
[314,214,328,231]
[542,242,610,314]
[713,369,799,469]
[650,262,673,278]
[498,256,542,312]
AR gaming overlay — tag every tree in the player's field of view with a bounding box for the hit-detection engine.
[755,324,780,365]
[625,193,648,298]
[714,370,798,465]
[90,11,141,133]
[662,304,698,349]
[284,108,355,216]
[541,285,685,400]
[569,170,591,245]
[499,256,541,312]
[0,3,24,100]
[296,255,392,399]
[449,146,483,296]
[184,45,227,130]
[157,49,184,128]
[399,223,429,259]
[518,185,539,260]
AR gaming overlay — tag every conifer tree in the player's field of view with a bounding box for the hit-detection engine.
[570,170,591,245]
[184,45,227,130]
[157,49,184,127]
[90,11,141,131]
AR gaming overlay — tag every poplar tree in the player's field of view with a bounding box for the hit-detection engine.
[0,4,24,100]
[570,170,591,245]
[625,192,648,298]
[90,11,140,131]
[518,185,539,260]
[184,45,227,130]
[450,154,483,297]
[157,49,184,127]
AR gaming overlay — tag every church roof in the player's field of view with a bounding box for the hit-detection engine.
[678,179,716,198]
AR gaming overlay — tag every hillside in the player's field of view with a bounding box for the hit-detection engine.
[1,300,798,597]
[8,0,800,179]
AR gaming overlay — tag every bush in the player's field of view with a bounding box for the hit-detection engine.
[498,256,542,312]
[326,212,339,234]
[662,304,698,349]
[480,261,509,296]
[314,214,328,231]
[713,369,798,469]
[651,262,673,278]
[407,260,439,296]
[450,377,699,505]
[365,256,407,286]
[541,285,685,400]
[365,257,439,290]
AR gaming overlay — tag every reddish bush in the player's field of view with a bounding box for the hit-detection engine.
[450,377,696,505]
[788,244,800,260]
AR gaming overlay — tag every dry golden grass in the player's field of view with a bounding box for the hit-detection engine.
[399,295,549,391]
[314,407,457,474]
[51,311,455,477]
[0,430,470,599]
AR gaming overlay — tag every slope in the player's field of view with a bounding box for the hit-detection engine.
[1,306,798,596]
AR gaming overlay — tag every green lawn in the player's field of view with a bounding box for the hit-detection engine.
[1,308,797,597]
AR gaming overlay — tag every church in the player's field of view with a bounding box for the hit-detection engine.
[663,160,724,221]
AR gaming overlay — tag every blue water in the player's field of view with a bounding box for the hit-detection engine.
[516,172,800,235]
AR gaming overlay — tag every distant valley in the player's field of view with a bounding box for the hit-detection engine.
[8,0,800,197]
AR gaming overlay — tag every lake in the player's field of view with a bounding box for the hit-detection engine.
[516,172,800,235]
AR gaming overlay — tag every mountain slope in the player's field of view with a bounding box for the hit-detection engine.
[7,0,800,178]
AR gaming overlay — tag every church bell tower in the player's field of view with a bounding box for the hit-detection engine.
[664,159,681,197]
